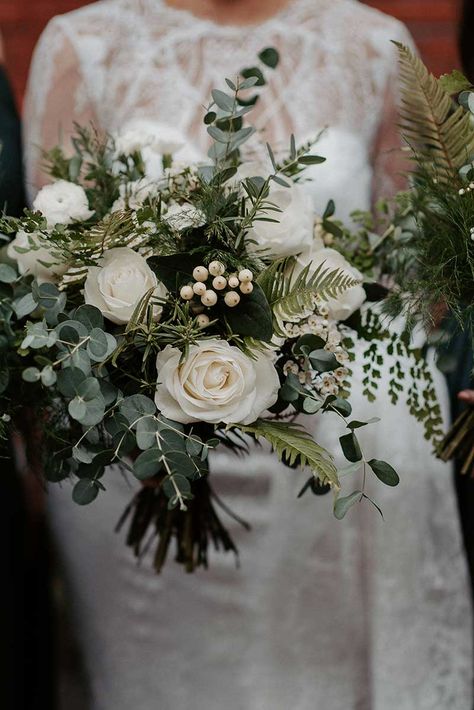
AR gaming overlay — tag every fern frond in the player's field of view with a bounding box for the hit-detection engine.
[395,42,474,178]
[257,257,359,323]
[235,419,339,488]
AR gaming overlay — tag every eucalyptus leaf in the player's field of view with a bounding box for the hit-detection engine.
[133,447,163,480]
[339,432,362,462]
[368,459,400,487]
[72,478,99,505]
[334,490,362,520]
[0,264,17,283]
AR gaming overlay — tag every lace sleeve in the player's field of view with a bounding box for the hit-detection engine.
[23,17,97,202]
[371,25,416,203]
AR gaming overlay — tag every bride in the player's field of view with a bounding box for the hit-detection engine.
[23,1,472,708]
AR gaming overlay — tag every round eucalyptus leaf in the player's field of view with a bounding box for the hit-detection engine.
[133,448,163,480]
[40,365,57,387]
[186,435,202,457]
[87,328,109,360]
[0,264,17,283]
[119,394,156,425]
[162,473,192,499]
[68,397,87,421]
[57,367,87,397]
[72,478,99,505]
[136,416,160,450]
[69,348,92,375]
[165,450,197,478]
[71,304,104,330]
[22,367,41,383]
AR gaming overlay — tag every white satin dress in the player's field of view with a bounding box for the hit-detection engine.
[23,1,473,708]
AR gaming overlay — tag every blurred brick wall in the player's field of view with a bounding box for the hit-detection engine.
[0,0,464,107]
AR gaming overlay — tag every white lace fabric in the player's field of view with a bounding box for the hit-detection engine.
[22,1,473,709]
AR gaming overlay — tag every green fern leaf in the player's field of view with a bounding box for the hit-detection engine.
[235,418,339,488]
[395,42,474,178]
[257,257,359,324]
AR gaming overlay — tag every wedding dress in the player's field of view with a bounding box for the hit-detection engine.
[23,1,473,708]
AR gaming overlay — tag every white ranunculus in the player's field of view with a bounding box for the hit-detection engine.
[164,202,206,230]
[33,180,94,228]
[114,119,186,158]
[296,247,366,321]
[111,178,158,212]
[84,247,166,324]
[155,340,280,425]
[246,182,314,258]
[7,230,68,284]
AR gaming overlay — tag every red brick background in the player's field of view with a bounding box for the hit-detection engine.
[0,0,463,107]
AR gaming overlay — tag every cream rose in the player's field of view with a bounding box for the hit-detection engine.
[246,182,314,258]
[155,340,280,425]
[84,247,166,324]
[33,180,94,228]
[296,247,366,321]
[114,119,186,157]
[7,230,68,284]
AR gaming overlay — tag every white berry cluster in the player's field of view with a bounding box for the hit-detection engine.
[458,182,474,195]
[470,226,474,242]
[179,262,255,321]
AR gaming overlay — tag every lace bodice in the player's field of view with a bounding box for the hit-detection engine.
[24,0,413,218]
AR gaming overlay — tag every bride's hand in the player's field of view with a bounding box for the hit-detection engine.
[458,390,474,405]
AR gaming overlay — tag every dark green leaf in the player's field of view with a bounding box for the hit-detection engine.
[222,282,273,341]
[72,478,99,505]
[339,432,362,462]
[368,459,400,487]
[309,349,339,373]
[258,47,279,68]
[298,155,326,165]
[133,448,163,480]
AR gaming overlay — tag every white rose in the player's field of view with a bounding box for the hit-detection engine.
[164,202,206,230]
[296,247,366,321]
[155,339,280,425]
[7,230,68,284]
[111,178,158,212]
[33,180,94,228]
[246,182,314,258]
[84,247,167,324]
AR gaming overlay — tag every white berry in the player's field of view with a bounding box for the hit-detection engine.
[238,269,253,282]
[193,266,209,282]
[180,285,194,300]
[224,291,240,307]
[201,290,218,307]
[239,281,253,294]
[196,314,210,327]
[228,275,239,288]
[193,281,206,296]
[208,260,225,276]
[212,276,227,290]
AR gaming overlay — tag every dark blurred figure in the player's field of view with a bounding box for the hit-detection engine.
[0,35,55,710]
[450,0,474,593]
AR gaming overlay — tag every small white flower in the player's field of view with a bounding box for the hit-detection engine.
[33,180,94,228]
[7,230,68,284]
[155,339,280,425]
[84,247,166,324]
[114,119,186,158]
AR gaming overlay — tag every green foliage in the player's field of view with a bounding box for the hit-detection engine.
[258,258,359,326]
[395,42,474,179]
[236,419,339,488]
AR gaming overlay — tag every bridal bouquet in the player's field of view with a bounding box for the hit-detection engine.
[382,45,474,474]
[0,49,435,572]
